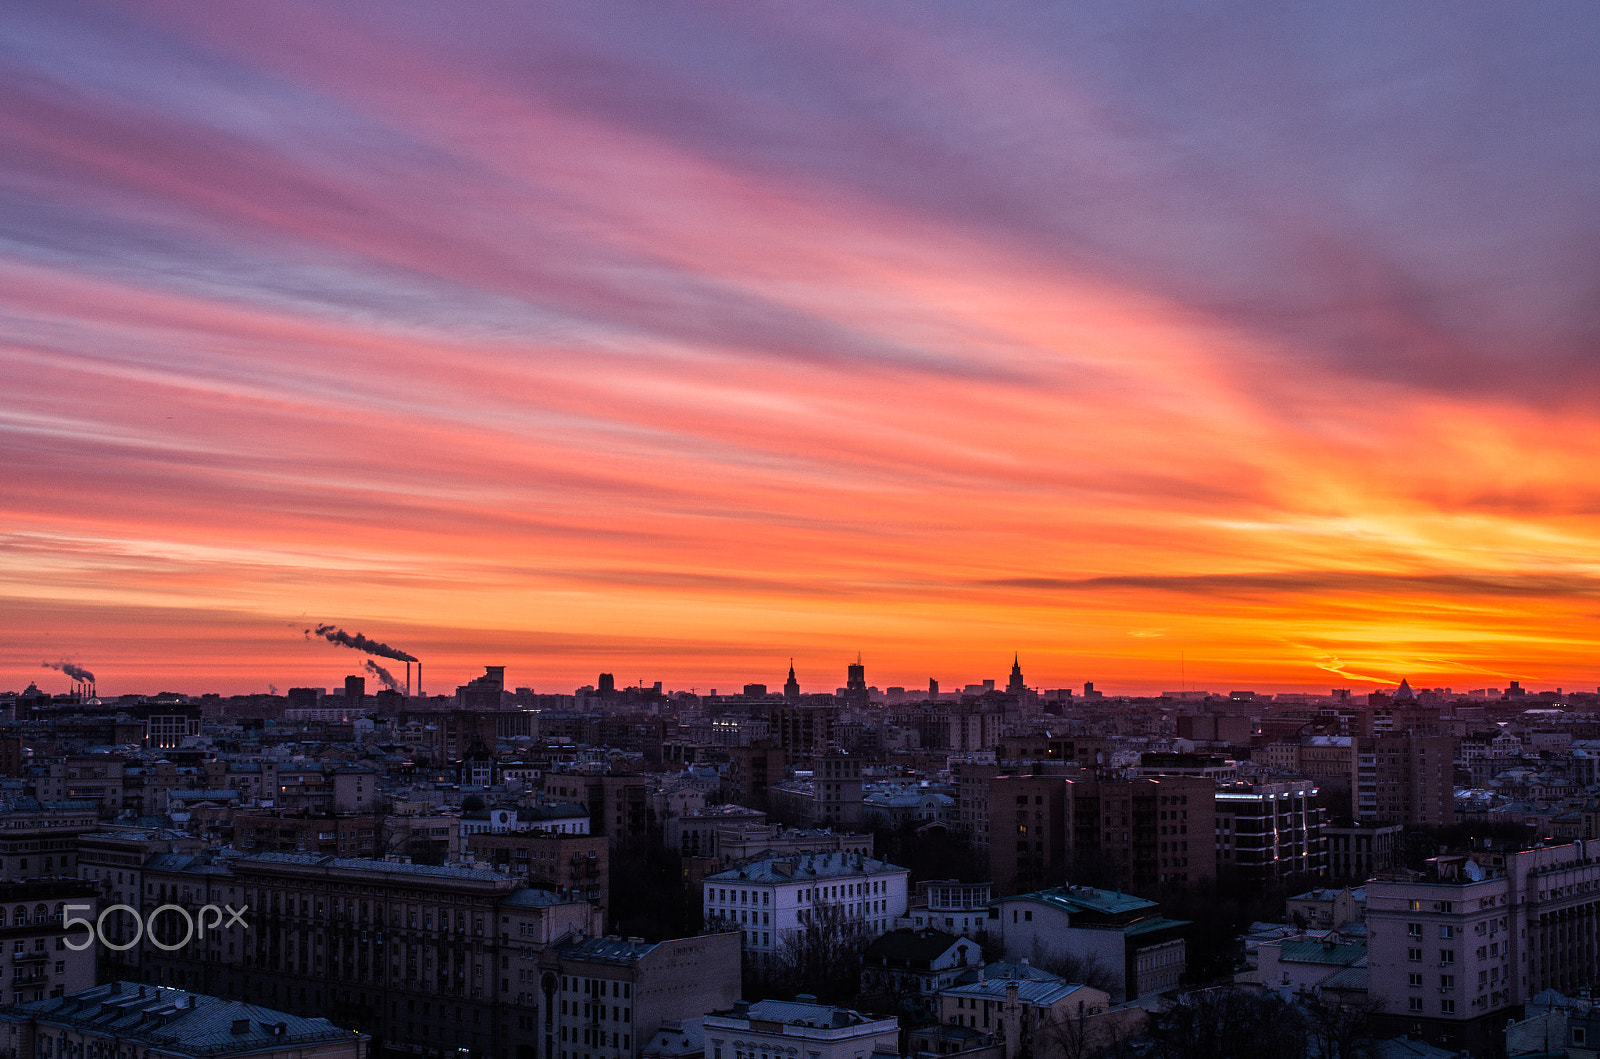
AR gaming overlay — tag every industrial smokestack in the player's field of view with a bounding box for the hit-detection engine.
[417,662,422,697]
[406,661,411,698]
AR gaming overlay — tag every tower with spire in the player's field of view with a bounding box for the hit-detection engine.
[1007,653,1026,694]
[784,659,801,704]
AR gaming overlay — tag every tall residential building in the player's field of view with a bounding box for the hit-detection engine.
[987,774,1068,897]
[1213,782,1327,883]
[816,753,863,829]
[1324,821,1403,881]
[768,707,836,767]
[783,662,801,704]
[1367,841,1600,1055]
[724,743,786,813]
[948,705,1004,755]
[545,934,742,1059]
[1064,776,1218,893]
[1356,733,1455,826]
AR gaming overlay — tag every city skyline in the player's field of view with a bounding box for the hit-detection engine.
[6,4,1600,695]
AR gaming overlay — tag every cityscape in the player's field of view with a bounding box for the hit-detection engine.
[4,660,1600,1059]
[5,5,1600,1059]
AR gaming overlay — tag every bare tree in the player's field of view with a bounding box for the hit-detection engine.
[1146,987,1306,1059]
[1300,992,1380,1059]
[1033,1002,1097,1059]
[1028,940,1120,996]
[764,898,871,1003]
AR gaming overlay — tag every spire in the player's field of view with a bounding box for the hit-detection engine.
[788,658,796,679]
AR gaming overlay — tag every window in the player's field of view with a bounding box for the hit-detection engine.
[1407,923,1423,938]
[1441,1000,1455,1014]
[1440,975,1454,989]
[1408,974,1423,987]
[1408,948,1423,962]
[1439,925,1454,939]
[1409,998,1423,1012]
[1409,899,1422,911]
[1440,949,1455,965]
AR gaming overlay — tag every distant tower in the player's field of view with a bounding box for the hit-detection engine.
[598,672,616,696]
[784,660,801,704]
[344,675,365,702]
[928,677,939,698]
[842,653,869,706]
[1007,653,1026,694]
[847,654,866,693]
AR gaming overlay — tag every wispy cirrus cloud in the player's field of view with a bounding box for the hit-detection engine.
[4,1,1600,694]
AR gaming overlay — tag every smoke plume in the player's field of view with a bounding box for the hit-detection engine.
[304,623,417,663]
[41,660,95,682]
[364,659,401,693]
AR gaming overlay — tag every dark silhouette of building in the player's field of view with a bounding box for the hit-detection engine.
[344,675,365,702]
[843,654,868,706]
[457,666,506,710]
[1007,655,1025,694]
[784,661,801,704]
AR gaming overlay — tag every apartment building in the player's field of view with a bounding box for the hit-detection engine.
[1367,840,1600,1055]
[1356,734,1455,827]
[702,852,909,966]
[544,934,741,1059]
[989,885,1188,1002]
[1214,782,1327,883]
[466,831,608,907]
[0,880,99,1005]
[1324,821,1403,881]
[1064,776,1217,893]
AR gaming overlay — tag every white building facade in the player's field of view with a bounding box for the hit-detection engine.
[702,852,909,964]
[705,1000,898,1059]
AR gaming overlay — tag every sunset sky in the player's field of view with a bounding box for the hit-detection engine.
[6,2,1600,697]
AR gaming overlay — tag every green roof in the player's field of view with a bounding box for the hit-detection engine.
[1278,939,1366,966]
[1006,885,1158,917]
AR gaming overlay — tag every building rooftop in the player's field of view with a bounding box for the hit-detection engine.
[555,935,659,965]
[235,852,517,882]
[499,887,579,909]
[1,982,364,1058]
[862,928,971,967]
[1277,938,1367,966]
[943,977,1095,1007]
[704,851,906,884]
[719,1000,889,1030]
[1004,884,1159,918]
